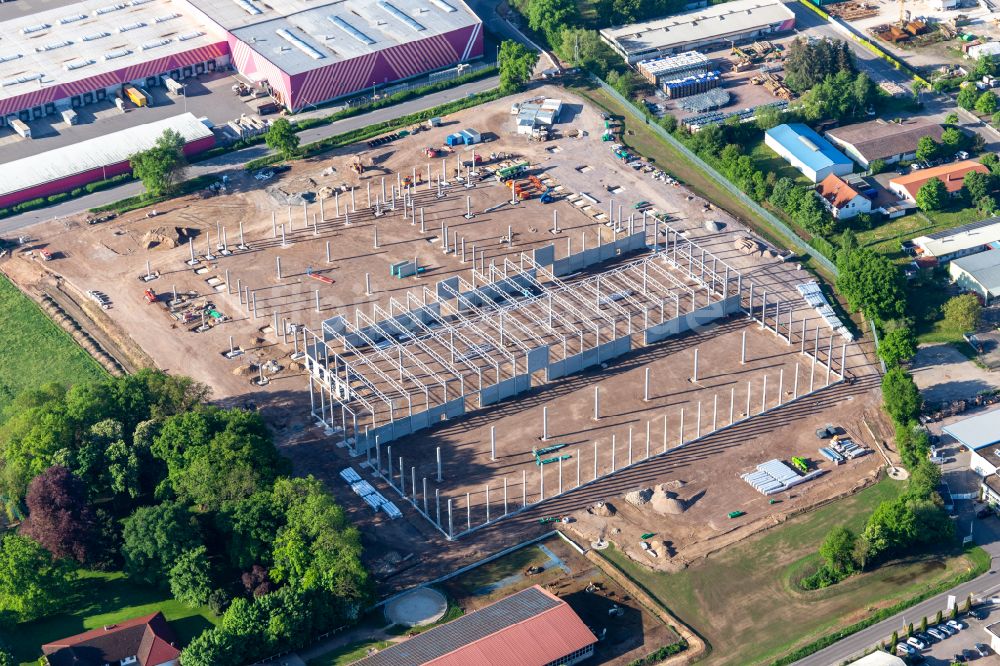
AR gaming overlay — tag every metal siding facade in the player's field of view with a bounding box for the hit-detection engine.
[0,134,214,209]
[227,34,294,108]
[285,22,483,111]
[0,42,229,117]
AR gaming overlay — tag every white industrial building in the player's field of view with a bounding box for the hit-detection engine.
[943,409,1000,479]
[511,98,561,135]
[600,0,796,64]
[950,251,1000,304]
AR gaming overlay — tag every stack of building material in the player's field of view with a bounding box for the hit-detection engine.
[340,467,362,483]
[663,71,721,99]
[382,502,403,519]
[818,447,844,464]
[742,459,825,495]
[796,281,854,341]
[678,88,731,113]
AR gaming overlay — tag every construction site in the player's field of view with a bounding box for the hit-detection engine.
[1,85,887,587]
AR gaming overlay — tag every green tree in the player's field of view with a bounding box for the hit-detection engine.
[526,0,575,47]
[836,247,906,322]
[180,627,241,666]
[151,408,287,510]
[915,177,947,212]
[921,616,928,632]
[554,28,608,73]
[217,490,283,570]
[891,630,899,647]
[264,118,300,160]
[878,324,917,367]
[0,534,72,623]
[270,477,370,601]
[958,84,980,110]
[754,104,783,131]
[976,90,999,115]
[943,293,982,331]
[944,112,959,125]
[868,158,887,175]
[964,594,972,612]
[936,609,944,624]
[130,129,187,198]
[941,126,966,150]
[915,136,941,162]
[0,641,13,666]
[169,546,213,607]
[963,170,995,202]
[882,368,922,426]
[819,526,857,574]
[982,152,1000,175]
[498,41,538,94]
[121,502,202,585]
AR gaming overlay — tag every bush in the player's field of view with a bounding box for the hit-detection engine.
[46,193,69,204]
[800,563,848,590]
[625,639,689,666]
[70,188,83,197]
[13,198,45,212]
[809,236,837,261]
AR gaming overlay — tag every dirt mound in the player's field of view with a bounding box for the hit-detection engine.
[232,364,254,376]
[590,501,616,517]
[624,488,652,507]
[651,495,686,515]
[288,360,304,371]
[141,227,179,250]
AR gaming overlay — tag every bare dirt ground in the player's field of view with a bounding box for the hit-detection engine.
[7,85,886,592]
[911,343,1000,404]
[441,534,681,666]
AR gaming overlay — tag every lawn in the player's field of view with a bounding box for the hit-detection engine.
[749,140,811,185]
[0,274,106,410]
[600,478,983,666]
[10,570,217,666]
[858,208,982,262]
[307,639,393,666]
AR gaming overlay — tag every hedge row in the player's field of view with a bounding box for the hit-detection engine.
[625,639,689,666]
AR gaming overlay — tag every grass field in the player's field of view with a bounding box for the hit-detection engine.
[750,140,810,185]
[11,570,217,666]
[858,208,981,262]
[600,478,982,666]
[0,274,106,408]
[307,639,393,666]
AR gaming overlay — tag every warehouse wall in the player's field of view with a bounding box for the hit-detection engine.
[282,22,484,111]
[0,134,215,209]
[0,42,230,119]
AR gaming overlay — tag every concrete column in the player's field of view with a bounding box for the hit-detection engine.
[490,426,496,461]
[436,446,442,481]
[611,434,616,472]
[644,367,650,401]
[542,407,548,441]
[741,330,747,365]
[593,385,600,420]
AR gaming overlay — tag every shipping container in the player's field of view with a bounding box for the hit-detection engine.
[163,76,184,96]
[9,118,30,138]
[124,86,147,107]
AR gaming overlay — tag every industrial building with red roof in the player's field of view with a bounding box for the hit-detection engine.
[41,611,180,666]
[356,585,597,666]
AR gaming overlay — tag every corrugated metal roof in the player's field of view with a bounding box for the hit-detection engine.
[0,0,223,106]
[600,0,794,57]
[912,216,1000,258]
[0,112,213,197]
[942,408,1000,450]
[766,123,852,174]
[951,250,1000,295]
[355,586,596,666]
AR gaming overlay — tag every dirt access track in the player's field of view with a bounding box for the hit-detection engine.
[8,85,886,590]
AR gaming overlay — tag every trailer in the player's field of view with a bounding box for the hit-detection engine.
[60,109,78,125]
[163,76,184,96]
[124,86,147,107]
[9,118,30,138]
[256,101,282,116]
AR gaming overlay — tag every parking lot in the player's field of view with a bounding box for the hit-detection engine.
[897,605,1000,664]
[0,71,259,163]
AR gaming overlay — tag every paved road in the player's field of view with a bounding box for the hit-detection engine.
[0,74,499,236]
[794,503,1000,666]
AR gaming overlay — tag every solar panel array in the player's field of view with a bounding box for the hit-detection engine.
[924,215,1000,241]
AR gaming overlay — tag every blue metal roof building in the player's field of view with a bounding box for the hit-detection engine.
[764,123,853,183]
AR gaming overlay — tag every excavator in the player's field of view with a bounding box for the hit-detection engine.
[350,156,364,175]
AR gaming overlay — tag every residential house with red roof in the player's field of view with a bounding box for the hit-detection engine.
[816,173,871,220]
[41,612,180,666]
